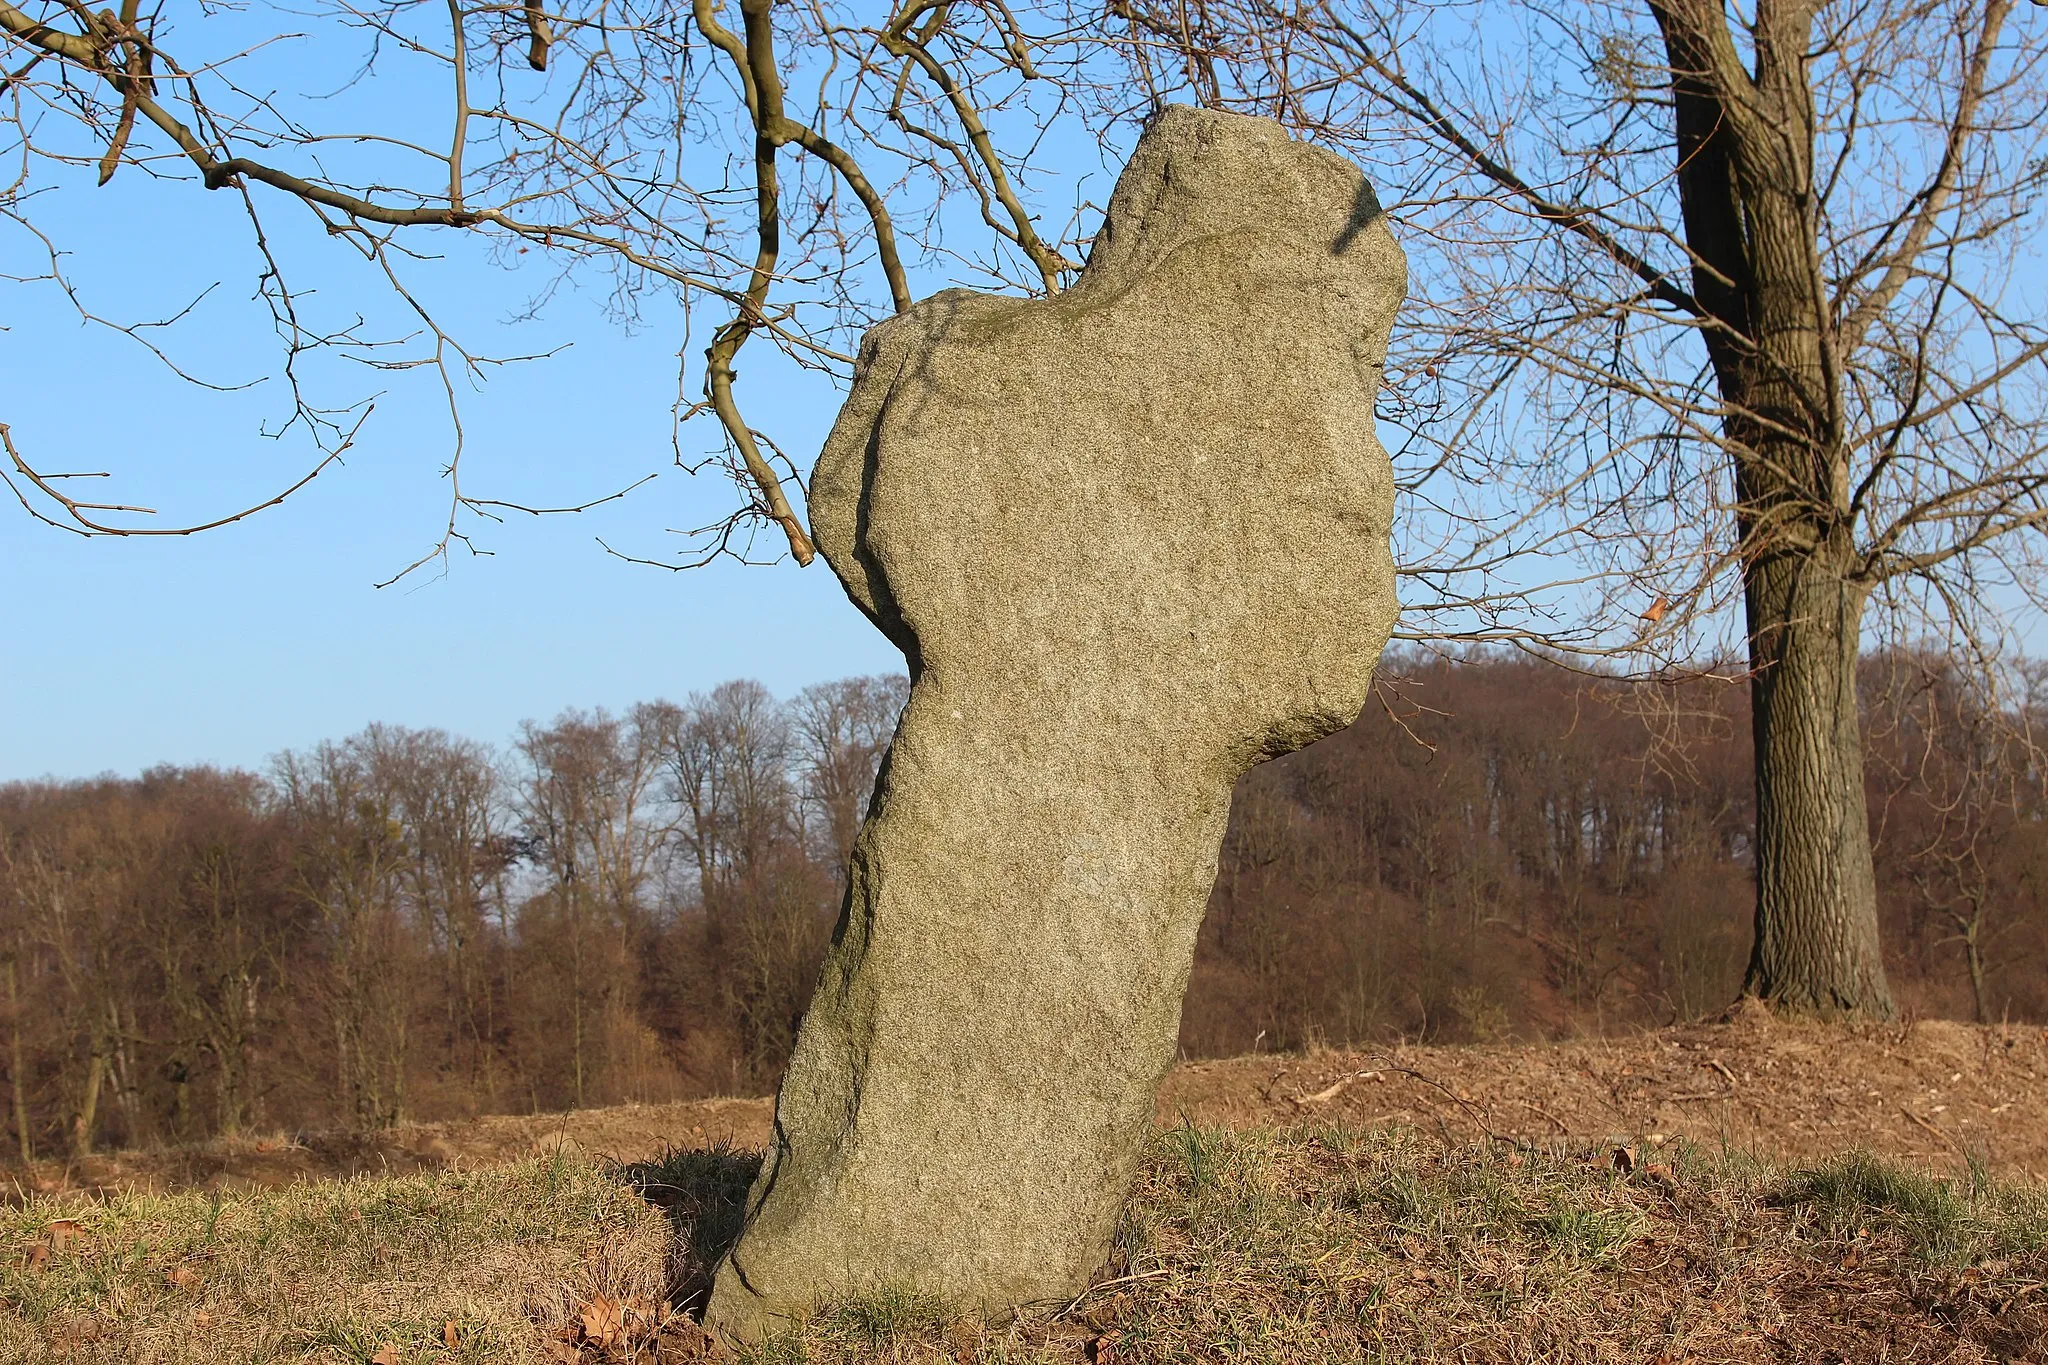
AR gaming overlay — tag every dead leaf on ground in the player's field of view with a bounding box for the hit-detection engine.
[45,1314,108,1348]
[165,1264,201,1288]
[369,1346,402,1365]
[620,1293,667,1339]
[1612,1144,1638,1174]
[946,1316,983,1362]
[660,1314,720,1359]
[580,1292,625,1349]
[442,1320,460,1348]
[193,1311,213,1329]
[20,1241,49,1271]
[544,1341,583,1364]
[44,1218,84,1250]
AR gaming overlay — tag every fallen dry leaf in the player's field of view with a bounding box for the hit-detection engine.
[21,1242,49,1271]
[544,1341,582,1364]
[442,1320,459,1348]
[193,1311,213,1330]
[45,1314,109,1348]
[1612,1144,1638,1174]
[166,1264,201,1289]
[44,1219,84,1250]
[580,1293,625,1350]
[369,1346,402,1365]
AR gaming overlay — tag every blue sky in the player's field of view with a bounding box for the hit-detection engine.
[2,5,1149,782]
[2,323,908,780]
[10,7,2045,781]
[1,107,918,780]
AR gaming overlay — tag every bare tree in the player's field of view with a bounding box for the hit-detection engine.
[140,767,288,1138]
[514,707,667,1107]
[789,674,908,870]
[1,0,1093,576]
[275,738,419,1128]
[653,680,840,1081]
[0,784,161,1154]
[374,728,512,1101]
[657,680,800,925]
[1109,0,2048,1016]
[1865,651,2046,1021]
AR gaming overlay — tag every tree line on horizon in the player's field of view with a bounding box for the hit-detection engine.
[0,675,904,1160]
[1,648,2042,1161]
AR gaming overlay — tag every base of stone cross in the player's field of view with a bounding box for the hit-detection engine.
[704,104,1406,1342]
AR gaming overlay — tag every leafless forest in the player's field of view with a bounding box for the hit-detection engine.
[2,651,2042,1161]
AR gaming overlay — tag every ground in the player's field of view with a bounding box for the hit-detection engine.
[27,1009,2048,1196]
[6,1013,2047,1363]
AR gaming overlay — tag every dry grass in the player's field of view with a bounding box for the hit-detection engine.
[736,1125,2048,1364]
[1,1149,668,1364]
[8,1125,2048,1363]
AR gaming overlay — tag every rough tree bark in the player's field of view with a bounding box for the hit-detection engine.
[1742,549,1891,1013]
[1654,0,1897,1017]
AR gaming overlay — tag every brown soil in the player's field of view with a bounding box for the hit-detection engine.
[1162,1008,2048,1180]
[23,1010,2048,1196]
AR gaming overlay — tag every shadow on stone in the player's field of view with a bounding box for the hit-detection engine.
[1332,176,1386,255]
[611,1143,764,1317]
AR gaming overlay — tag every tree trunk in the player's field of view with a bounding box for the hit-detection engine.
[1740,545,1895,1016]
[1652,0,1897,1020]
[6,958,31,1164]
[217,971,257,1135]
[1953,906,1989,1024]
[108,999,143,1146]
[71,1045,105,1158]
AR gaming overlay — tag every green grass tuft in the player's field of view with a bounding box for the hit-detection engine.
[1781,1148,2048,1266]
[1527,1199,1646,1264]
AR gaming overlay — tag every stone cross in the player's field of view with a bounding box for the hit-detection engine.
[706,105,1406,1340]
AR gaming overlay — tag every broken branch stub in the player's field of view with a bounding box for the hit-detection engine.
[705,105,1406,1339]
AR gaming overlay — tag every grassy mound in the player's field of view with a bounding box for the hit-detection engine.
[741,1126,2048,1364]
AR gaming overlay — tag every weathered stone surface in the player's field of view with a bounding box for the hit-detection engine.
[704,105,1405,1340]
